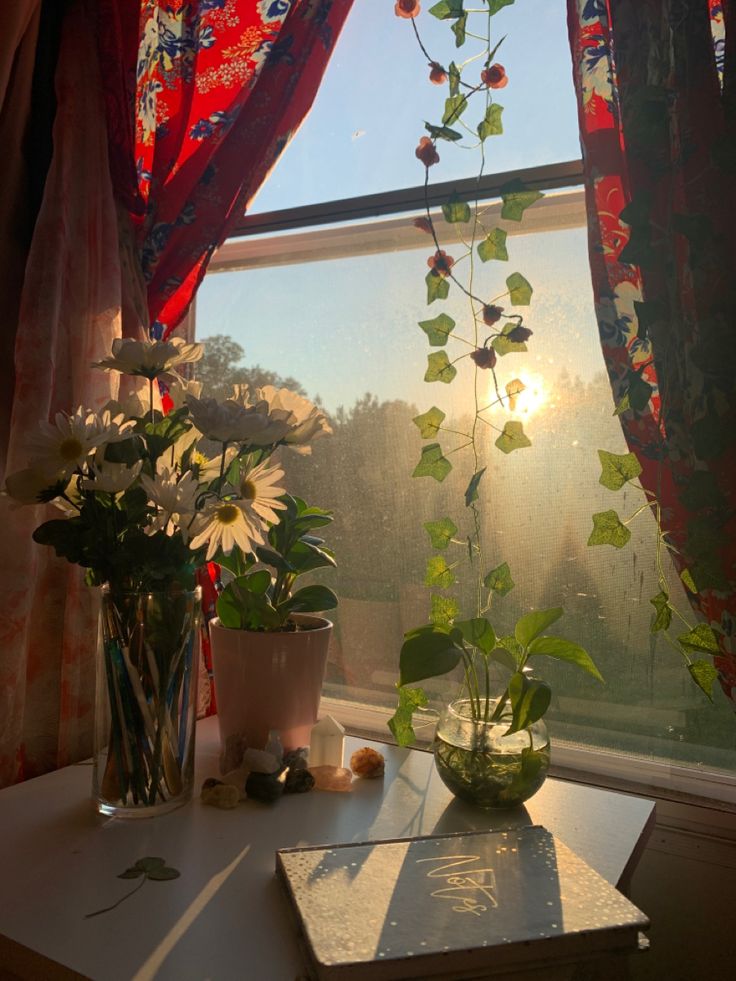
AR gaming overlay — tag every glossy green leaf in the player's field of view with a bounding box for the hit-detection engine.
[281,585,338,615]
[419,313,456,346]
[442,193,471,224]
[399,628,462,686]
[413,443,452,482]
[649,591,672,633]
[413,406,446,439]
[678,623,719,656]
[687,660,719,702]
[492,322,528,356]
[498,634,523,663]
[388,685,429,747]
[443,94,467,125]
[588,510,631,548]
[515,607,563,647]
[424,121,462,142]
[242,569,272,594]
[425,351,457,384]
[500,179,543,221]
[464,467,486,506]
[484,561,514,596]
[430,594,461,626]
[478,103,504,140]
[597,449,643,490]
[429,0,464,18]
[477,228,508,262]
[507,673,551,734]
[424,516,457,550]
[425,555,456,589]
[490,646,518,673]
[455,617,496,654]
[426,271,450,304]
[495,420,532,454]
[507,272,533,305]
[527,636,604,682]
[451,12,467,46]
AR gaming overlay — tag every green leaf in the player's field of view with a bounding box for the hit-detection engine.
[597,449,643,490]
[455,617,496,655]
[507,673,551,735]
[424,121,462,142]
[492,322,528,357]
[425,555,456,589]
[430,594,461,626]
[419,313,456,346]
[399,628,462,686]
[388,686,429,747]
[118,867,145,880]
[425,351,457,384]
[527,636,604,682]
[477,228,508,262]
[588,510,632,548]
[413,443,452,482]
[613,391,631,416]
[487,0,514,13]
[483,561,514,596]
[429,0,464,18]
[649,591,672,633]
[137,857,167,874]
[413,406,446,439]
[448,61,460,97]
[146,866,181,882]
[680,569,698,594]
[506,272,533,305]
[451,12,468,46]
[242,569,272,594]
[424,516,457,550]
[633,298,666,342]
[515,607,564,647]
[495,420,532,454]
[281,584,338,615]
[464,467,486,506]
[498,634,523,664]
[500,179,543,222]
[477,103,504,140]
[442,193,471,224]
[489,646,518,673]
[625,371,654,412]
[687,660,719,702]
[443,94,467,125]
[426,271,450,304]
[678,623,719,656]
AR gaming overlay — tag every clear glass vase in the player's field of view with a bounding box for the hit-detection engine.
[93,585,201,818]
[433,698,550,809]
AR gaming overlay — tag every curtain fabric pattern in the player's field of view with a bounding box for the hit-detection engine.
[567,0,736,704]
[98,0,354,340]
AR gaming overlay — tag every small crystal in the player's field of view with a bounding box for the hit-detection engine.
[309,765,353,792]
[284,768,315,794]
[246,769,287,803]
[283,747,309,771]
[309,715,345,768]
[242,747,280,774]
[350,747,385,779]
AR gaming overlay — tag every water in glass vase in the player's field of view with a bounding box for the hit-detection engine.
[433,699,550,809]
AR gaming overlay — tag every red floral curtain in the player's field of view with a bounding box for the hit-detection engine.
[567,0,736,704]
[97,0,355,340]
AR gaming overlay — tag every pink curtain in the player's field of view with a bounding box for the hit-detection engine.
[567,0,736,704]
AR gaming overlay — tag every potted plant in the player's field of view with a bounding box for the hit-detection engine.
[387,2,604,808]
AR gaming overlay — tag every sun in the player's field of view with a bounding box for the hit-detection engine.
[498,371,550,419]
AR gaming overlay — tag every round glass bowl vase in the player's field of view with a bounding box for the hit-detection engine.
[433,698,550,809]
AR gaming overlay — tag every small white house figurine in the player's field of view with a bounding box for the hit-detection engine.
[308,715,345,768]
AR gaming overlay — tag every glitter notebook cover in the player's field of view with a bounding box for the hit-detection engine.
[276,825,649,981]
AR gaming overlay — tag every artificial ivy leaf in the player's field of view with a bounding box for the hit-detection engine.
[442,192,471,223]
[451,12,468,46]
[429,0,464,19]
[419,313,456,346]
[464,467,486,506]
[677,623,719,656]
[424,121,462,142]
[492,323,528,356]
[597,449,643,490]
[680,569,698,594]
[477,227,508,262]
[426,271,450,304]
[527,636,604,682]
[424,516,457,550]
[413,406,446,438]
[484,561,514,596]
[430,594,461,626]
[455,617,496,654]
[633,298,666,342]
[477,103,504,140]
[495,420,532,453]
[413,443,452,482]
[443,94,467,126]
[487,0,514,13]
[588,510,631,548]
[687,660,719,702]
[505,378,524,410]
[448,61,461,97]
[500,179,543,221]
[515,608,564,647]
[388,685,429,747]
[626,371,654,412]
[613,391,631,416]
[399,628,462,686]
[425,351,457,384]
[425,555,456,589]
[649,591,672,633]
[507,272,533,305]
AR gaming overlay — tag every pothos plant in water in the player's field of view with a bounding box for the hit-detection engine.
[388,0,604,808]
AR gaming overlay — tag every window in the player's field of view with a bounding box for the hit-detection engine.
[193,4,735,803]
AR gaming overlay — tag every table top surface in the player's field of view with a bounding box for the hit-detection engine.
[0,717,655,981]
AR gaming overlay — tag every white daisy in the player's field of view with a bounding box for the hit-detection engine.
[188,499,266,561]
[27,407,131,480]
[185,394,290,446]
[235,460,287,525]
[94,337,203,380]
[80,460,143,494]
[256,385,332,454]
[3,467,68,507]
[140,465,200,538]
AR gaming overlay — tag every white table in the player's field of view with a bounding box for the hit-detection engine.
[0,717,654,980]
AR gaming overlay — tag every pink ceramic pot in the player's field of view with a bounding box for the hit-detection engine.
[209,613,332,771]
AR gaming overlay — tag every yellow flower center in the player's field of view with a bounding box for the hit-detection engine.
[240,479,257,501]
[216,503,240,525]
[59,437,84,461]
